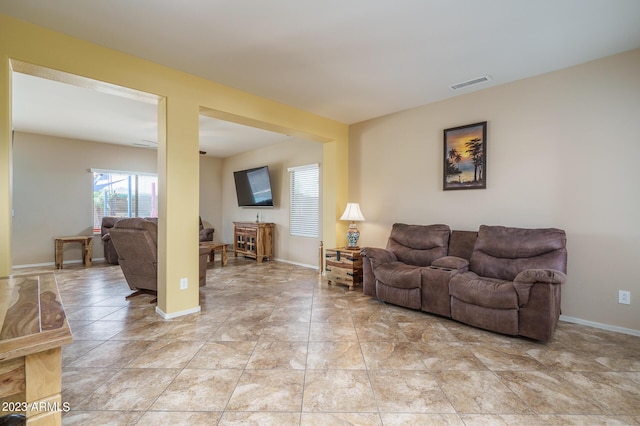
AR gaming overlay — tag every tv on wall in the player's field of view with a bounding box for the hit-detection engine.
[233,165,274,207]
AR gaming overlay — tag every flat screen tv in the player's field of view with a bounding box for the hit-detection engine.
[233,166,274,207]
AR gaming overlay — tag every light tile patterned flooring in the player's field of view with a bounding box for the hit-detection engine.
[28,258,640,425]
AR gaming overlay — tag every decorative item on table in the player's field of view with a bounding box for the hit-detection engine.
[340,203,365,248]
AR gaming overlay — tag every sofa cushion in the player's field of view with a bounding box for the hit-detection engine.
[469,225,567,281]
[386,223,450,266]
[374,262,422,289]
[449,272,518,309]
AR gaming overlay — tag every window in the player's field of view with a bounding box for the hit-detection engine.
[288,163,319,237]
[92,169,158,233]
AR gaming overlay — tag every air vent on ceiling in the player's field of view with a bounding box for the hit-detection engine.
[450,75,491,91]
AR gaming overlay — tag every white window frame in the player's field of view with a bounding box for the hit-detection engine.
[92,168,158,233]
[288,163,320,238]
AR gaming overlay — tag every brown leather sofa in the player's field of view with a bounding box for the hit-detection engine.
[108,218,209,302]
[361,224,567,341]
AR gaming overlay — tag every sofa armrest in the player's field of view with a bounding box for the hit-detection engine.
[360,247,397,298]
[360,247,397,266]
[101,233,111,242]
[513,269,567,307]
[199,227,215,242]
[431,256,469,272]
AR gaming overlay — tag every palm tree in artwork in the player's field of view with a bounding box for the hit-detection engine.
[446,148,463,178]
[465,138,484,182]
[448,148,462,164]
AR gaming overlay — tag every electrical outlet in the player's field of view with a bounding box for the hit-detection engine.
[180,277,188,290]
[618,290,630,305]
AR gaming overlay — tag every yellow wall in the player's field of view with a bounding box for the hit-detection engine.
[0,15,348,316]
[0,58,10,275]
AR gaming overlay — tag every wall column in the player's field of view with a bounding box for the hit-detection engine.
[0,58,11,275]
[323,137,349,250]
[156,97,200,317]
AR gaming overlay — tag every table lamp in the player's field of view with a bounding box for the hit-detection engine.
[340,203,365,248]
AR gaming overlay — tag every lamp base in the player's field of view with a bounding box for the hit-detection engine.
[346,222,360,249]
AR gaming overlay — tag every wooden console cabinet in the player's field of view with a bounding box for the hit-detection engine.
[233,222,274,264]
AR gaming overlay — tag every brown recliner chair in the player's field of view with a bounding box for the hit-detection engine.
[361,224,451,309]
[101,216,122,265]
[109,218,208,302]
[448,225,567,341]
[102,216,159,264]
[199,217,215,242]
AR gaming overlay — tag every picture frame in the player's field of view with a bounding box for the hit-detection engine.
[443,121,487,190]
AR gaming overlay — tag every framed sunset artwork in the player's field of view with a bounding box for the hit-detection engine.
[443,121,487,190]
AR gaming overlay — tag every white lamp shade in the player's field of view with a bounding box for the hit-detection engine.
[340,203,365,221]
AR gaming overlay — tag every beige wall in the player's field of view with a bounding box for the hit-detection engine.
[350,49,640,332]
[12,132,156,265]
[199,155,223,237]
[12,132,223,266]
[222,138,323,268]
[12,131,322,269]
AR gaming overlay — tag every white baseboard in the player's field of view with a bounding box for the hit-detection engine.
[155,305,201,319]
[12,261,57,269]
[274,257,319,270]
[560,315,640,337]
[13,257,107,269]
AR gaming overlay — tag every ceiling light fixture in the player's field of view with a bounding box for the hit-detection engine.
[450,75,491,91]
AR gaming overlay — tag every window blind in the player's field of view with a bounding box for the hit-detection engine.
[288,163,319,237]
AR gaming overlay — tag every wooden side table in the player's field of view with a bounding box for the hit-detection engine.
[199,241,228,267]
[325,247,363,291]
[0,272,73,424]
[54,236,93,269]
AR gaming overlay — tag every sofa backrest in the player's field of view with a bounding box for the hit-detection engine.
[100,216,123,236]
[108,218,158,291]
[386,223,450,266]
[448,230,478,261]
[469,225,567,281]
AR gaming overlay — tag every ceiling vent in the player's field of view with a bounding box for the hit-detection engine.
[450,75,491,91]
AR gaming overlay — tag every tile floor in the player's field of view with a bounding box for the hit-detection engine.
[29,258,640,424]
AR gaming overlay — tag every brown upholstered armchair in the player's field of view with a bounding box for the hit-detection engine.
[100,216,122,265]
[108,217,209,302]
[108,218,159,300]
[104,217,212,262]
[199,217,214,242]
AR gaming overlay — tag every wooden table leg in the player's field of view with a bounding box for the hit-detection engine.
[83,238,93,267]
[221,245,228,266]
[54,239,63,270]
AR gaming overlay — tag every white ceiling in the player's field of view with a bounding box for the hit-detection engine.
[11,72,293,157]
[3,0,640,156]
